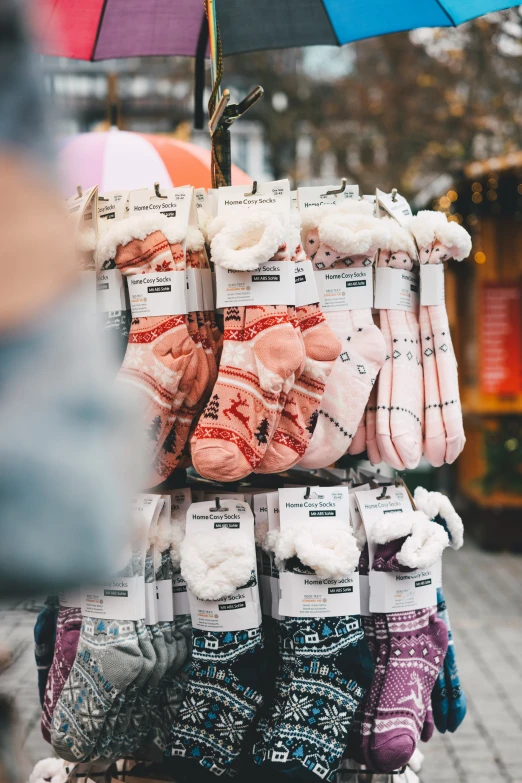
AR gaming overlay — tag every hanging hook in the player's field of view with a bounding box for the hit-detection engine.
[210,496,229,512]
[377,485,390,500]
[76,185,83,199]
[326,178,347,197]
[209,88,231,136]
[152,182,168,199]
[244,181,258,197]
[391,188,398,202]
[304,487,311,499]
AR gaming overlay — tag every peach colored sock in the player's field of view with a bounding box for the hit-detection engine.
[420,301,446,467]
[300,256,386,469]
[255,303,340,472]
[375,307,405,471]
[428,243,465,463]
[191,305,304,481]
[112,232,197,462]
[366,383,381,465]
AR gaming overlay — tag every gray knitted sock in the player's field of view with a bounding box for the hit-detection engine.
[51,550,145,761]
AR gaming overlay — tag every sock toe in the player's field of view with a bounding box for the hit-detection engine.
[191,440,253,482]
[372,734,416,773]
[376,434,405,470]
[392,432,422,469]
[423,433,447,467]
[445,433,466,464]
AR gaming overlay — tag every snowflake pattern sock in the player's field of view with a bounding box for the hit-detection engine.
[261,611,373,781]
[95,217,198,465]
[408,211,472,464]
[41,607,82,743]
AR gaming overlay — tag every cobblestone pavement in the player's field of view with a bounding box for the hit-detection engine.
[1,540,521,782]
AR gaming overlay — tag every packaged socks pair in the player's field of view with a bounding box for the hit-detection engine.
[95,219,218,485]
[414,488,467,733]
[350,511,449,773]
[408,212,471,466]
[298,202,389,469]
[49,509,190,760]
[252,519,373,781]
[191,212,341,481]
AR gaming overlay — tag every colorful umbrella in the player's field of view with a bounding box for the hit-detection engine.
[58,129,250,196]
[40,0,519,60]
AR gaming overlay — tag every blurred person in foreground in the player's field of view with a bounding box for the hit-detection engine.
[0,1,142,599]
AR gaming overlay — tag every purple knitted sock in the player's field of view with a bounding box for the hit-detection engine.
[41,607,81,743]
[367,539,448,772]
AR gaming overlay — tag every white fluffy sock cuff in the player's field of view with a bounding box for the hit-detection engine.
[318,212,391,258]
[396,518,449,569]
[273,526,360,579]
[95,213,187,267]
[180,532,256,600]
[408,211,472,260]
[209,210,286,271]
[372,509,428,545]
[413,487,464,550]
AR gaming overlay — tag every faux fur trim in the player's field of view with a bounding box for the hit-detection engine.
[169,518,186,569]
[381,217,417,258]
[154,507,172,554]
[300,199,374,232]
[29,759,70,783]
[264,529,280,555]
[408,211,472,260]
[413,487,464,550]
[353,522,367,551]
[76,227,97,252]
[396,517,449,569]
[210,211,286,271]
[372,510,428,544]
[318,212,391,257]
[186,225,205,252]
[95,213,187,265]
[180,532,255,600]
[254,519,269,549]
[273,526,360,578]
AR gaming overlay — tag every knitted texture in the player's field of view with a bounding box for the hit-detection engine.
[34,598,58,710]
[432,586,467,733]
[166,626,265,775]
[41,607,81,743]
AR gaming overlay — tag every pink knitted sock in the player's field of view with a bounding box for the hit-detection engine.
[408,211,471,465]
[255,303,339,472]
[420,301,445,467]
[366,383,381,465]
[191,305,303,480]
[348,413,367,456]
[299,263,386,468]
[375,308,405,470]
[381,241,423,469]
[428,242,465,464]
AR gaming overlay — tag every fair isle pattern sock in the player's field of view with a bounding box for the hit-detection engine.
[114,233,197,461]
[262,614,373,781]
[51,615,144,761]
[384,248,423,470]
[256,303,340,472]
[300,256,385,469]
[41,607,81,743]
[192,305,303,481]
[428,243,465,464]
[419,302,446,467]
[375,308,405,470]
[369,608,447,773]
[166,627,265,774]
[432,586,466,734]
